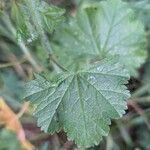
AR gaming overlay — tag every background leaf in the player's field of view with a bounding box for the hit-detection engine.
[53,0,147,76]
[12,0,65,43]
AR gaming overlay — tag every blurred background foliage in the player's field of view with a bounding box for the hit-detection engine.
[0,0,150,150]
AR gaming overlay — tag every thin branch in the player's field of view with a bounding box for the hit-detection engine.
[49,54,68,72]
[2,14,41,72]
[17,102,29,119]
[0,57,27,68]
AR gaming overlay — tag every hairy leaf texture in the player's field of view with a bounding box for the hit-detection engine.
[53,0,147,76]
[24,58,130,148]
[12,0,65,42]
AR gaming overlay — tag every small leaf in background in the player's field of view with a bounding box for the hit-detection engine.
[11,0,65,43]
[24,58,130,148]
[40,2,65,33]
[11,1,31,42]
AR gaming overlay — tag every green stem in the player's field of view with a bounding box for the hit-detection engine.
[48,54,68,72]
[2,14,41,72]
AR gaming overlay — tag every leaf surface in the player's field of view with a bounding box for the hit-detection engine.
[53,0,146,76]
[24,58,130,148]
[12,0,65,42]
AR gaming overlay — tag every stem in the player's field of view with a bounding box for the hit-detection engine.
[18,42,42,72]
[106,135,114,150]
[2,14,41,72]
[17,102,29,119]
[49,54,68,72]
[0,57,26,69]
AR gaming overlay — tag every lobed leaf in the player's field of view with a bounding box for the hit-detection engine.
[12,0,65,42]
[53,0,147,76]
[24,58,130,148]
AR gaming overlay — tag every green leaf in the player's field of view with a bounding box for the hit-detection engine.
[0,129,21,150]
[12,0,65,42]
[11,1,30,41]
[40,3,65,33]
[24,73,62,133]
[24,58,130,148]
[53,0,147,76]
